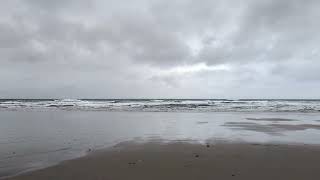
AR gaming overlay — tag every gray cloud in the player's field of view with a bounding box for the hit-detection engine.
[0,0,320,98]
[198,0,320,64]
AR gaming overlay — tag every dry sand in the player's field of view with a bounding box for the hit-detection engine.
[6,141,320,180]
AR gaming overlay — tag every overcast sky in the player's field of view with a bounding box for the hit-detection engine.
[1,0,320,98]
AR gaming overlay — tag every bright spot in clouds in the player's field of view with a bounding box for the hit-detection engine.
[161,63,231,75]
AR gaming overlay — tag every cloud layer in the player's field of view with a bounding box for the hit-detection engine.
[1,0,320,98]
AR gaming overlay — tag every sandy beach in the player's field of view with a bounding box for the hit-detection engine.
[5,141,320,180]
[1,111,320,179]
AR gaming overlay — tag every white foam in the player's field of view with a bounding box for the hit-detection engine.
[0,99,320,112]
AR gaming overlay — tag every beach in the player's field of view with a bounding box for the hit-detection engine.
[6,141,320,180]
[2,0,320,178]
[1,108,320,179]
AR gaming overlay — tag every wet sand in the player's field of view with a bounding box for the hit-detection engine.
[246,117,298,121]
[223,122,320,135]
[6,141,320,180]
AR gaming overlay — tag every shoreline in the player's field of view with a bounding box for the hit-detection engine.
[4,141,320,180]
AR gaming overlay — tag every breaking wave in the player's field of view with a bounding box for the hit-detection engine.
[0,99,320,112]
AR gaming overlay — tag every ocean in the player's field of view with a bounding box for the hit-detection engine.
[1,99,320,112]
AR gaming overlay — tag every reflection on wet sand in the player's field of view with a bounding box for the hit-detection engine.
[224,122,320,135]
[246,118,298,122]
[196,121,208,124]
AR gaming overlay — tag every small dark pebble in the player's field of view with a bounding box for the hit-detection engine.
[206,144,210,148]
[12,152,16,154]
[88,148,92,152]
[232,174,235,177]
[195,154,199,158]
